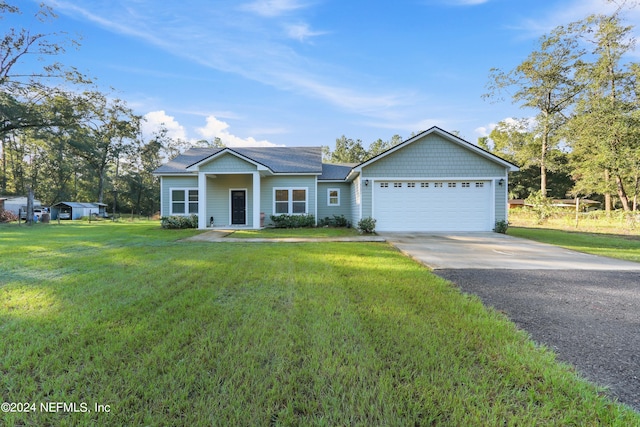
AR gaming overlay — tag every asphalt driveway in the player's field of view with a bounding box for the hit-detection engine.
[381,232,640,412]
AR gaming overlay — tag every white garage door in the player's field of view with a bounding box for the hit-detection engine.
[373,180,492,232]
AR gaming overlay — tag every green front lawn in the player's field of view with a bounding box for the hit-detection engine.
[509,227,640,263]
[1,221,637,425]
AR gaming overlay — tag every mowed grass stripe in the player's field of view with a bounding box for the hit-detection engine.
[0,222,637,426]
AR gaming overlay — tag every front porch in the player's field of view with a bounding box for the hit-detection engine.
[197,172,263,230]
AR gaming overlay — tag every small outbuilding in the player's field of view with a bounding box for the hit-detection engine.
[50,202,108,220]
[1,196,43,216]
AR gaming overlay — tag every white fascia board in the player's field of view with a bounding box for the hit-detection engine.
[153,172,197,177]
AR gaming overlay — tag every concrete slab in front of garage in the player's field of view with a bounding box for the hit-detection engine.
[380,232,640,270]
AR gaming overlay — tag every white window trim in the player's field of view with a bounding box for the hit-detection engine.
[170,187,198,216]
[327,188,340,207]
[273,187,308,215]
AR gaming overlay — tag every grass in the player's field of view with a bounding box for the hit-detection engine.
[1,221,639,425]
[508,210,640,263]
[509,209,640,236]
[228,227,362,238]
[508,227,640,263]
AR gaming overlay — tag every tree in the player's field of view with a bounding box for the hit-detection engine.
[0,2,88,139]
[481,119,572,199]
[484,24,584,196]
[368,134,403,157]
[565,4,640,211]
[68,92,141,203]
[326,135,367,163]
[323,134,404,163]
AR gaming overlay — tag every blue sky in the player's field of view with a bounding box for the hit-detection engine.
[12,0,639,149]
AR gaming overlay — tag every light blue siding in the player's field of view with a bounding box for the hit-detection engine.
[161,176,198,216]
[260,175,317,226]
[495,181,507,223]
[199,153,258,173]
[362,134,505,178]
[206,174,253,227]
[359,134,509,221]
[350,178,361,228]
[317,182,351,222]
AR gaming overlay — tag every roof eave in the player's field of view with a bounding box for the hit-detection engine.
[354,126,519,172]
[185,148,272,172]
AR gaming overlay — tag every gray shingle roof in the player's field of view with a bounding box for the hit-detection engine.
[319,163,356,180]
[154,147,224,174]
[154,146,325,174]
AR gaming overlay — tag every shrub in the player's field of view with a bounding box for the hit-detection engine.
[525,191,555,224]
[161,215,198,229]
[357,217,376,234]
[333,214,350,227]
[318,214,350,228]
[0,209,18,223]
[494,220,509,234]
[270,214,315,228]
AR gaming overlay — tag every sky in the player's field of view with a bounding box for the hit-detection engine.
[9,0,640,149]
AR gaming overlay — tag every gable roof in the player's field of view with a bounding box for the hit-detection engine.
[354,126,519,172]
[154,146,322,175]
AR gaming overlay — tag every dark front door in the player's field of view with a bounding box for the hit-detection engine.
[231,190,246,225]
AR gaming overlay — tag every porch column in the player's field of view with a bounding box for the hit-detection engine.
[253,172,261,229]
[198,172,207,229]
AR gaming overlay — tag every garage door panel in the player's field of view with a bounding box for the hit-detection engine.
[374,181,492,232]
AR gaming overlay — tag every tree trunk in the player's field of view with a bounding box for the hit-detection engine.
[541,112,549,196]
[1,137,6,194]
[604,169,612,213]
[615,174,631,211]
[26,187,34,226]
[540,137,547,196]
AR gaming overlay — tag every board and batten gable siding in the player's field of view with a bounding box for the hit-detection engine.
[161,176,198,216]
[260,175,317,226]
[206,174,254,227]
[359,134,509,221]
[198,153,259,173]
[317,182,351,221]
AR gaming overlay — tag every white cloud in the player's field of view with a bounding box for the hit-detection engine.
[285,23,327,41]
[475,117,537,138]
[448,0,489,5]
[196,116,281,147]
[142,111,188,141]
[512,0,640,38]
[52,1,410,123]
[241,0,309,17]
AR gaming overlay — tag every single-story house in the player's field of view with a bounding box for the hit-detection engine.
[153,126,519,232]
[50,202,108,220]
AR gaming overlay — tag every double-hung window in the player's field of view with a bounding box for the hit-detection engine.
[171,188,198,215]
[274,188,307,214]
[328,188,340,206]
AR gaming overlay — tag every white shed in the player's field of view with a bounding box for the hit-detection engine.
[50,202,108,220]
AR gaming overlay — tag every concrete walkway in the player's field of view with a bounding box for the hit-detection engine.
[183,230,386,243]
